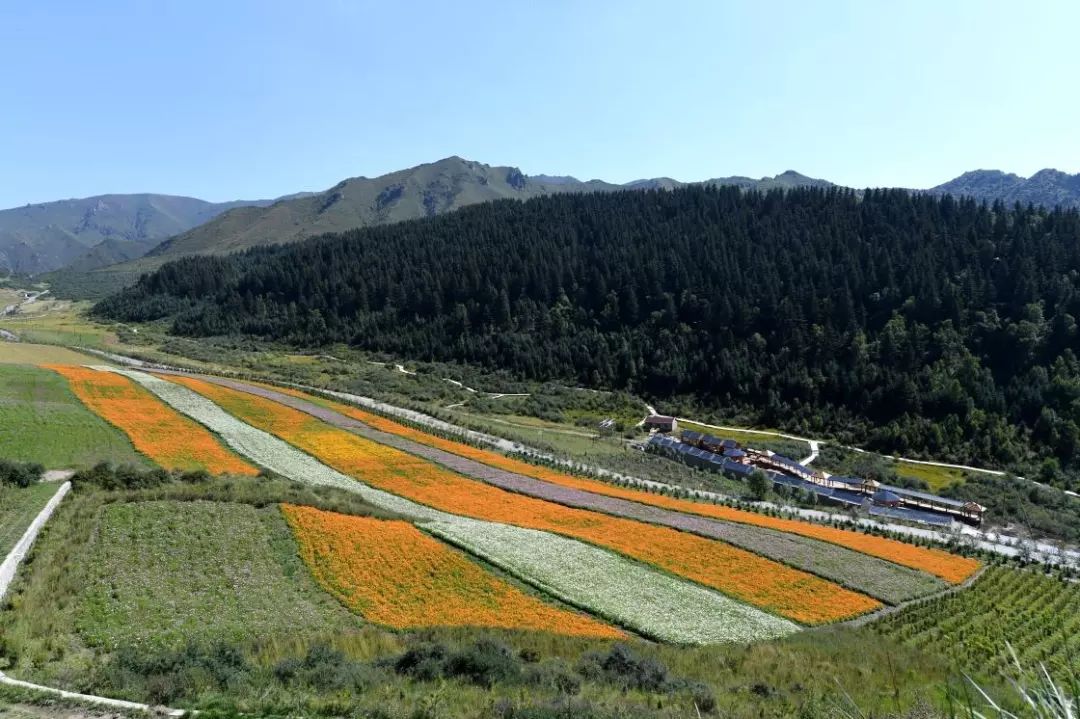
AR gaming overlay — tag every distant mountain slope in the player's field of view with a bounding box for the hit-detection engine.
[140,157,621,264]
[0,193,277,274]
[929,169,1080,209]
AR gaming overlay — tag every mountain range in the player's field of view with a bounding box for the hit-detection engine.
[0,194,288,274]
[5,159,1078,280]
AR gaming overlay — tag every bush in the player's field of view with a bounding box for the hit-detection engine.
[0,459,44,487]
[393,639,522,688]
[577,644,670,693]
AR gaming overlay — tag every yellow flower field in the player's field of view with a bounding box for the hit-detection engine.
[46,365,258,475]
[281,503,625,637]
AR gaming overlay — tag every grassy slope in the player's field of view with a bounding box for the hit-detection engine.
[0,483,60,557]
[76,501,358,650]
[0,364,148,469]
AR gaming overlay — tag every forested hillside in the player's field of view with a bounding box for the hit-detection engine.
[95,187,1080,488]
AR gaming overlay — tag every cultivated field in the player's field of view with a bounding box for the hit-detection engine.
[0,364,148,468]
[1,360,1071,718]
[874,565,1080,678]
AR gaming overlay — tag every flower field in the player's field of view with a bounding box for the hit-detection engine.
[169,373,881,624]
[281,503,624,638]
[425,516,799,644]
[106,367,801,644]
[247,383,946,604]
[46,365,258,475]
[281,386,979,585]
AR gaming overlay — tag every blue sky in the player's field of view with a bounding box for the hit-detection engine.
[1,0,1077,207]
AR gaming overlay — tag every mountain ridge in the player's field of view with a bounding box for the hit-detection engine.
[21,160,1080,283]
[0,192,283,274]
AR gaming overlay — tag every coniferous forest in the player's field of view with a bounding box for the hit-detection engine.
[94,186,1080,489]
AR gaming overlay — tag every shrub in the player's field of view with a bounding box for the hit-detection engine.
[0,459,44,487]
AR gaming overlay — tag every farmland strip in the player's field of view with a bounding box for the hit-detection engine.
[167,373,881,624]
[188,375,940,603]
[281,503,624,638]
[45,365,258,476]
[101,367,799,644]
[268,383,979,585]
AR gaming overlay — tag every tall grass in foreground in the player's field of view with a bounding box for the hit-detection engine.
[836,644,1077,719]
[957,645,1077,719]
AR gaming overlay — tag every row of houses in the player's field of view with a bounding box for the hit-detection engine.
[647,429,985,527]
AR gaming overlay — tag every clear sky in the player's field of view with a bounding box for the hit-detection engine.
[1,0,1077,207]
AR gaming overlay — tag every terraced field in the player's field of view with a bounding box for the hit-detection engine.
[0,361,1066,719]
[167,373,882,625]
[75,501,357,650]
[46,365,257,475]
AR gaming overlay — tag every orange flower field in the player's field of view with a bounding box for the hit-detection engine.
[280,503,625,637]
[171,375,882,624]
[275,387,979,584]
[47,365,259,476]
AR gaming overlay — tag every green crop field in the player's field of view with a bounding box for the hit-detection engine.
[76,500,360,650]
[0,364,149,469]
[1,497,366,682]
[0,483,60,557]
[872,566,1080,678]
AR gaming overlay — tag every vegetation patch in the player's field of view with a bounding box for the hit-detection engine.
[176,375,880,625]
[281,503,624,638]
[47,365,257,475]
[0,364,147,468]
[113,368,807,644]
[0,482,60,557]
[873,566,1080,679]
[80,500,358,651]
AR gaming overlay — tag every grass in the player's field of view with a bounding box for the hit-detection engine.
[0,300,116,348]
[0,343,99,366]
[0,365,149,469]
[74,500,360,650]
[677,421,811,459]
[0,483,61,557]
[893,459,970,491]
[0,493,370,683]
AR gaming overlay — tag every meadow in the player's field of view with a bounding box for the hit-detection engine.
[0,363,148,469]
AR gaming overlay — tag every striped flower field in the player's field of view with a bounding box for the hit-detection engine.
[46,364,258,475]
[277,385,979,585]
[103,366,802,644]
[167,373,882,625]
[280,503,625,638]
